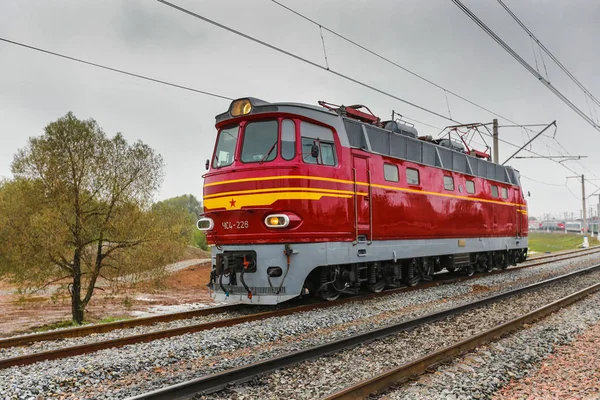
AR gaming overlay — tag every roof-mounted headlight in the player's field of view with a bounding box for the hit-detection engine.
[230,98,252,117]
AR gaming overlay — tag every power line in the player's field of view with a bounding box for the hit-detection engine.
[160,0,588,169]
[451,0,600,132]
[521,175,566,187]
[273,0,596,176]
[0,37,233,101]
[160,0,587,169]
[270,0,544,135]
[156,0,460,123]
[496,0,600,108]
[1,20,594,185]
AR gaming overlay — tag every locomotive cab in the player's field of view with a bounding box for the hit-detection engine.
[199,98,353,304]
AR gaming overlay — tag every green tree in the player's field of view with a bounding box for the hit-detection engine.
[0,112,191,324]
[155,194,202,216]
[155,194,208,250]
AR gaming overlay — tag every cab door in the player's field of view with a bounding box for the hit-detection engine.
[515,188,522,237]
[352,153,371,242]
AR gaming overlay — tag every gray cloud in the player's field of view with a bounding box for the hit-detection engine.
[0,0,599,219]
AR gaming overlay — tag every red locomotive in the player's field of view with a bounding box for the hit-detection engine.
[198,97,528,304]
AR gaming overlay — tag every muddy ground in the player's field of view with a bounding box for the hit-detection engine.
[0,249,214,337]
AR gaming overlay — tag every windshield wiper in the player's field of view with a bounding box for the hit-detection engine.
[259,141,277,164]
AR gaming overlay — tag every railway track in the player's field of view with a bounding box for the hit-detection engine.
[324,282,600,399]
[1,246,599,370]
[127,263,600,400]
[526,245,599,261]
[3,245,598,350]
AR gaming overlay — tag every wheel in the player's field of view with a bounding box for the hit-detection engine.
[319,288,340,301]
[466,265,475,276]
[404,260,420,287]
[367,280,385,293]
[500,253,509,270]
[317,266,342,301]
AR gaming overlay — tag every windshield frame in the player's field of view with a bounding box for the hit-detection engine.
[212,124,239,169]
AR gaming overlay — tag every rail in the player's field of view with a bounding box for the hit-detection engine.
[126,263,600,400]
[1,246,599,370]
[323,280,600,399]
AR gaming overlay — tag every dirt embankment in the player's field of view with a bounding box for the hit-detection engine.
[0,255,214,337]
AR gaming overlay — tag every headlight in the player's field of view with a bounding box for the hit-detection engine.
[230,98,252,117]
[264,214,290,228]
[197,217,214,231]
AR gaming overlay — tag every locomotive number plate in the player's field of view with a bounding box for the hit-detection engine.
[222,220,249,230]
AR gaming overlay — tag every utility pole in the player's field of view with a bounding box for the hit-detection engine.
[582,174,589,247]
[492,118,499,164]
[597,194,600,239]
[569,175,589,246]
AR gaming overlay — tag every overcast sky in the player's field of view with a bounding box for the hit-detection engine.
[1,0,599,219]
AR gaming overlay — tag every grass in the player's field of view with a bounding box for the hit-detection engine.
[31,316,131,333]
[33,320,80,332]
[528,231,600,253]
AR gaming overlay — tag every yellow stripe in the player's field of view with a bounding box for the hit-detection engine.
[204,191,351,210]
[369,182,521,207]
[204,175,355,187]
[205,175,527,208]
[204,187,368,199]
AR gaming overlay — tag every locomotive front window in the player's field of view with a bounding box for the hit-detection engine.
[212,125,239,168]
[281,119,296,160]
[241,120,278,163]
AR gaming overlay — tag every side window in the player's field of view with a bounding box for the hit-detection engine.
[281,119,296,161]
[384,163,399,182]
[501,187,508,199]
[406,168,420,185]
[301,121,337,166]
[491,185,499,198]
[466,180,475,194]
[320,142,336,166]
[444,175,454,191]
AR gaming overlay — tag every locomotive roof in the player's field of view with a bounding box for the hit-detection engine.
[215,99,336,123]
[215,98,522,187]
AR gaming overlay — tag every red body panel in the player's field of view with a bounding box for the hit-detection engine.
[202,113,528,245]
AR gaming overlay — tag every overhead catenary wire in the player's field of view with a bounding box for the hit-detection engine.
[156,0,458,124]
[496,0,600,107]
[270,0,594,176]
[269,0,544,136]
[0,34,443,137]
[160,0,592,176]
[1,10,594,188]
[0,37,233,102]
[521,175,565,187]
[451,0,600,132]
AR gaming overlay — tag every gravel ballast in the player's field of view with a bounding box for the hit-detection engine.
[385,294,600,400]
[1,254,600,399]
[206,270,600,400]
[2,252,599,361]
